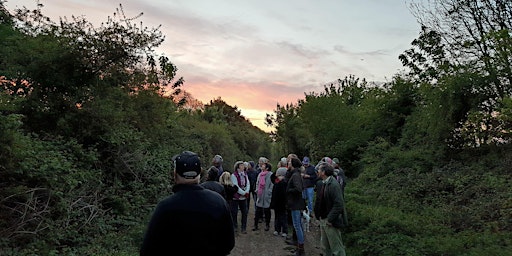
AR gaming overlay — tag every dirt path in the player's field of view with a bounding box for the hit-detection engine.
[230,205,322,256]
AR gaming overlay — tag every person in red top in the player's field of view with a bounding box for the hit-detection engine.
[231,161,250,234]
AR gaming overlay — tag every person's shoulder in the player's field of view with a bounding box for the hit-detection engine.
[327,177,341,188]
[202,187,226,198]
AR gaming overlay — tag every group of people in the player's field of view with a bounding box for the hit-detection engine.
[139,151,349,256]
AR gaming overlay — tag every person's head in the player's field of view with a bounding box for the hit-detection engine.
[290,157,302,169]
[261,162,272,172]
[302,156,310,166]
[173,151,202,184]
[332,158,340,167]
[219,171,233,185]
[278,157,287,168]
[287,153,298,161]
[234,161,245,172]
[248,161,256,170]
[276,168,287,177]
[287,154,299,169]
[212,155,223,167]
[206,166,219,181]
[317,162,334,179]
[321,156,333,166]
[258,157,269,168]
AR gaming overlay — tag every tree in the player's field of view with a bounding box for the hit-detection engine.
[0,3,183,135]
[405,0,512,147]
[409,0,512,95]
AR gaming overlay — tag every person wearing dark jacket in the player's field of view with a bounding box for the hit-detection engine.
[246,161,258,211]
[301,156,317,215]
[314,162,348,256]
[286,157,307,256]
[270,167,288,237]
[219,171,239,227]
[201,166,226,198]
[140,151,235,256]
[212,154,225,181]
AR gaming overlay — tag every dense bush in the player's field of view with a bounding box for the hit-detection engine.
[2,1,512,255]
[345,144,512,255]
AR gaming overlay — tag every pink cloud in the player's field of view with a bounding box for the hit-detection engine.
[182,76,307,114]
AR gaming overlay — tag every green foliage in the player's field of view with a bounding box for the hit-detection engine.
[346,154,512,255]
[0,130,103,254]
[3,1,512,255]
[267,102,307,155]
[0,3,273,255]
[269,76,382,170]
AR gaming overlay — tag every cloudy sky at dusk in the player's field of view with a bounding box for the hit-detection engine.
[6,0,421,132]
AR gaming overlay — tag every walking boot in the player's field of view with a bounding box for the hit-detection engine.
[295,243,305,256]
[285,239,297,246]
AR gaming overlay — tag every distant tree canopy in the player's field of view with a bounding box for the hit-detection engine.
[268,0,512,171]
[1,1,511,255]
[265,3,512,254]
[0,2,270,254]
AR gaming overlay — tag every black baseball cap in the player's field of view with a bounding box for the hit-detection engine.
[173,151,201,179]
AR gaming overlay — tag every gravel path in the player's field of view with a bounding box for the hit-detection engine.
[230,205,322,256]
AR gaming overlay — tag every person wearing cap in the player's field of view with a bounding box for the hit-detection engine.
[140,151,235,256]
[332,158,347,197]
[301,156,317,216]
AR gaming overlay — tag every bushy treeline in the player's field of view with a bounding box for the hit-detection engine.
[267,1,512,255]
[2,1,512,255]
[0,3,270,255]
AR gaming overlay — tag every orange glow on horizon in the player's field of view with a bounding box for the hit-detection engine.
[180,79,305,132]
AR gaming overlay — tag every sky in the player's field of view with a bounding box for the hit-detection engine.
[6,0,421,132]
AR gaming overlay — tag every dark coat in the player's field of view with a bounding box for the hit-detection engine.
[223,184,238,203]
[201,181,226,198]
[140,184,235,255]
[270,178,287,212]
[247,169,259,193]
[302,164,318,188]
[314,176,348,229]
[286,168,306,211]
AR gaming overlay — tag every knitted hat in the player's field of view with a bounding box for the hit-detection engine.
[276,167,287,177]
